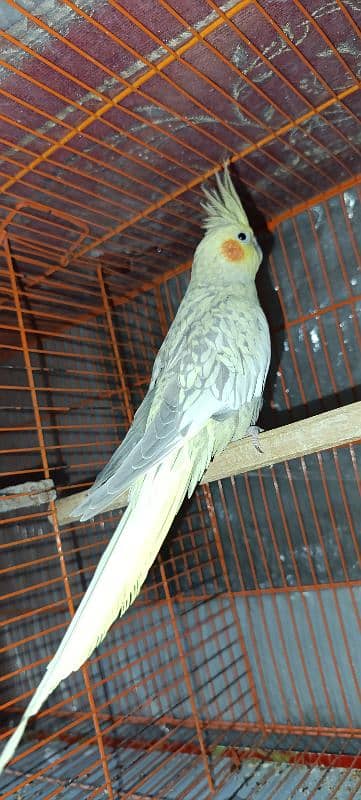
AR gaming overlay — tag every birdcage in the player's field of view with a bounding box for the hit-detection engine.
[0,1,360,798]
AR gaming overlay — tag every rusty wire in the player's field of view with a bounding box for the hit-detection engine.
[0,1,360,798]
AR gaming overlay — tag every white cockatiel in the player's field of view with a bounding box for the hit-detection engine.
[0,166,270,773]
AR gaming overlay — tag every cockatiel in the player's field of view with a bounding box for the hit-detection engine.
[0,166,270,773]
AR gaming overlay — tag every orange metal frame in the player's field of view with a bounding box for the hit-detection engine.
[0,1,360,797]
[0,0,359,284]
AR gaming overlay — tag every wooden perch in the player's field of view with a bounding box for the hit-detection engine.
[55,402,361,526]
[0,479,56,513]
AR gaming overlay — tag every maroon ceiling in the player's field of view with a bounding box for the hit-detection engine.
[0,0,360,294]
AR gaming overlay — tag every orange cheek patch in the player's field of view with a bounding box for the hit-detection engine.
[221,239,244,262]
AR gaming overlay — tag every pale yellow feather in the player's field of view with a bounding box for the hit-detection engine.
[201,163,249,231]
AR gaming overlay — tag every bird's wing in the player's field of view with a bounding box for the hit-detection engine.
[74,294,270,521]
[92,387,155,489]
[80,297,187,500]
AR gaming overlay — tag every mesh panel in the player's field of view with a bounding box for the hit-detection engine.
[0,2,360,797]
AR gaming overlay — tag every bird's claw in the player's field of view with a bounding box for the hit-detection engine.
[246,425,264,453]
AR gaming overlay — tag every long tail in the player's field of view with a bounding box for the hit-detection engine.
[0,446,192,774]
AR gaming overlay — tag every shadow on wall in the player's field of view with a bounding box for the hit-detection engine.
[231,168,361,430]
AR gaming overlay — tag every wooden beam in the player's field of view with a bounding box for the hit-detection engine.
[54,402,361,526]
[204,401,361,482]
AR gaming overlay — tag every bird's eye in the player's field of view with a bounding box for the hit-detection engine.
[238,232,251,243]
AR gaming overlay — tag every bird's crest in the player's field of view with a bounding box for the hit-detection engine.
[201,164,249,231]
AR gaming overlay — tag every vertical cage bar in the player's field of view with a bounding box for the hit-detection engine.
[2,233,114,798]
[202,484,263,726]
[97,264,134,425]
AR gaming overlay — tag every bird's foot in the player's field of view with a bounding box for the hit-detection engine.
[246,425,264,454]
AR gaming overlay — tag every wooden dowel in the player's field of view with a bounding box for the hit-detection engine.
[54,486,128,524]
[54,402,361,526]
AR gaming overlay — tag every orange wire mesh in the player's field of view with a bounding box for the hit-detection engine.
[0,0,360,291]
[0,1,360,798]
[0,185,360,798]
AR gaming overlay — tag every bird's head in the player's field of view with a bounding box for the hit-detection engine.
[192,166,262,284]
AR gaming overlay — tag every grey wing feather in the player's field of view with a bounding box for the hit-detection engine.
[88,328,172,496]
[75,382,220,520]
[74,289,271,522]
[92,387,156,489]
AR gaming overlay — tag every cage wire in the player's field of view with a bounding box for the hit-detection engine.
[0,1,360,798]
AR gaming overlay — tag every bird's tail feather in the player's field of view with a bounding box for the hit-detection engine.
[0,445,192,774]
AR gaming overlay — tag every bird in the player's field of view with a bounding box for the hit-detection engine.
[0,165,271,774]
